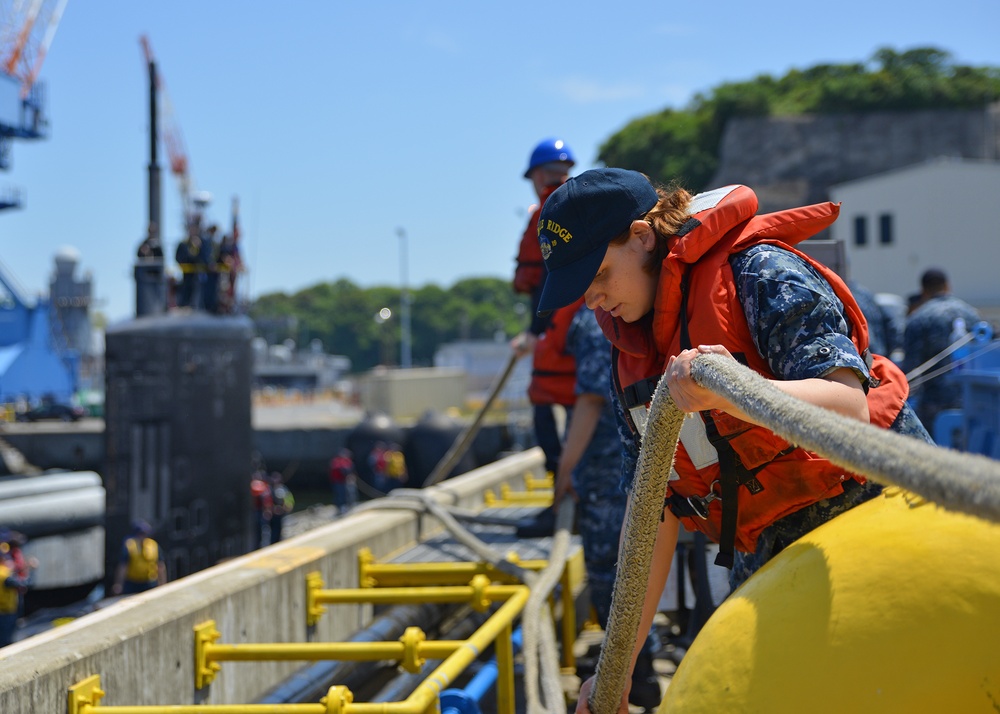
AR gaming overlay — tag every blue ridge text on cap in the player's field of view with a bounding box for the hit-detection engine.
[543,219,572,242]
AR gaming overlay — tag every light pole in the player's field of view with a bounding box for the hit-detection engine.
[397,227,412,369]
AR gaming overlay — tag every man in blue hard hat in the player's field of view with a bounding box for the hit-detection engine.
[511,139,577,478]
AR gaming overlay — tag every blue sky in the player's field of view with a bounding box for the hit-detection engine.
[2,1,999,325]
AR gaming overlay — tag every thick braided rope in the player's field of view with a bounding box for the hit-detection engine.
[522,498,576,714]
[693,353,1000,522]
[360,490,569,713]
[589,375,685,714]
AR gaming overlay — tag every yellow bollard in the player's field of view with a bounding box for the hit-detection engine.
[661,487,1000,713]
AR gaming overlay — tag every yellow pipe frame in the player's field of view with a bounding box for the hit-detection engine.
[524,471,556,491]
[70,587,529,714]
[357,544,580,670]
[483,486,553,508]
[357,547,548,588]
[307,572,524,627]
[70,674,348,713]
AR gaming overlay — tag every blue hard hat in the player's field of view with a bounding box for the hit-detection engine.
[524,138,576,178]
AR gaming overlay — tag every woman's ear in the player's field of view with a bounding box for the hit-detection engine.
[631,220,657,252]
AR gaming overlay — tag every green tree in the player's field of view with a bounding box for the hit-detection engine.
[249,276,529,373]
[597,46,1000,191]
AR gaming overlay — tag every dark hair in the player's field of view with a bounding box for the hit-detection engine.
[921,268,948,292]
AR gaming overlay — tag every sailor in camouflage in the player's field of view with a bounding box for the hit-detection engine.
[847,279,898,357]
[902,268,982,435]
[616,244,933,591]
[559,302,623,625]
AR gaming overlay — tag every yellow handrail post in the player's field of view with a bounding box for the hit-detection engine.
[399,627,427,673]
[68,674,104,714]
[194,620,223,690]
[357,547,376,588]
[306,571,327,627]
[468,573,492,612]
[524,469,553,491]
[495,622,515,714]
[321,685,353,714]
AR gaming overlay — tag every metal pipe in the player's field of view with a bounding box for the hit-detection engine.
[315,584,523,607]
[440,627,524,714]
[372,586,528,714]
[80,705,327,714]
[147,58,160,242]
[396,227,411,369]
[207,639,465,664]
[358,551,548,588]
[367,606,487,705]
[258,604,448,705]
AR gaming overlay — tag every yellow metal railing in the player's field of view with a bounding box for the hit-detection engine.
[356,547,580,671]
[358,546,544,587]
[69,581,528,714]
[307,571,520,626]
[483,482,553,507]
[67,486,587,712]
[524,471,554,492]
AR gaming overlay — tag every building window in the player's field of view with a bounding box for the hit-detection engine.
[854,216,868,246]
[879,213,893,245]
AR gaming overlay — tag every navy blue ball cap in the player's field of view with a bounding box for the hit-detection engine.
[536,168,657,314]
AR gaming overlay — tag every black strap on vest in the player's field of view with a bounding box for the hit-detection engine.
[701,414,761,568]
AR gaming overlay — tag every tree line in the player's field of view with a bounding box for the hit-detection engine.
[598,46,1000,191]
[250,277,529,372]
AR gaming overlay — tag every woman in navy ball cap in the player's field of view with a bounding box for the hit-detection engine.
[537,168,931,713]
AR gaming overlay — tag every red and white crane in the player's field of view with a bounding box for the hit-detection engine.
[0,0,68,99]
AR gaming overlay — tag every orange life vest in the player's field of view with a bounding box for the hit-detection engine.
[528,297,586,407]
[599,185,909,560]
[513,185,559,295]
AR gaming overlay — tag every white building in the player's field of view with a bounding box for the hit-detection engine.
[434,338,531,405]
[829,158,1000,310]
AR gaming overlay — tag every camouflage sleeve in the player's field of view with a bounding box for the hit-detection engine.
[566,306,612,398]
[613,387,639,493]
[730,245,870,385]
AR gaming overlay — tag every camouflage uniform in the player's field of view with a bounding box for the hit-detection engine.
[902,293,982,434]
[564,303,624,627]
[615,245,933,592]
[847,280,899,357]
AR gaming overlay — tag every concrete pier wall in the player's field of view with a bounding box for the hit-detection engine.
[0,448,544,712]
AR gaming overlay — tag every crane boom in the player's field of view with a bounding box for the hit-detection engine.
[1,0,67,98]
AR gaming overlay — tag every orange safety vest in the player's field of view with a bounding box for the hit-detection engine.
[528,297,586,407]
[599,185,908,561]
[125,537,160,584]
[513,185,559,295]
